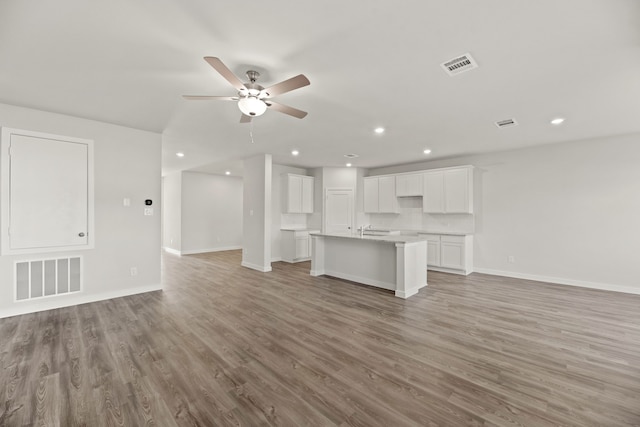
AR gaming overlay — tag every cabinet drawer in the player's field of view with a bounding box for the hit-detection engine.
[441,235,465,244]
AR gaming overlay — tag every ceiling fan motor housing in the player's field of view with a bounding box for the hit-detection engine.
[184,57,309,120]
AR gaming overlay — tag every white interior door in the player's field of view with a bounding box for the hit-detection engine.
[324,189,354,235]
[9,134,89,250]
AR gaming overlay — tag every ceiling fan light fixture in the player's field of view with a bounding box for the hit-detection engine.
[238,96,267,117]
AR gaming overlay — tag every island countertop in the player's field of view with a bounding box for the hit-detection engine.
[310,232,428,244]
[310,232,428,298]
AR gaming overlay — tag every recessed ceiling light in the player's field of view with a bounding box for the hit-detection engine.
[344,153,359,158]
[225,171,231,175]
[551,117,565,125]
[423,149,432,155]
[176,152,185,157]
[374,127,385,134]
[291,150,299,156]
[346,163,352,167]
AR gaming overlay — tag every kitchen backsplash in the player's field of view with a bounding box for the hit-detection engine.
[366,197,475,233]
[281,213,308,229]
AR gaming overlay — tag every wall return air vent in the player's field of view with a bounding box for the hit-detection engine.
[441,53,478,76]
[495,118,518,129]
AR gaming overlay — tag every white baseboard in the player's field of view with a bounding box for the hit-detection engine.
[163,246,242,256]
[181,245,242,255]
[428,266,471,276]
[473,268,640,295]
[395,287,418,299]
[322,269,395,291]
[241,261,272,273]
[0,284,163,319]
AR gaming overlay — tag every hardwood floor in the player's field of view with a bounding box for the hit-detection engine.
[1,250,640,426]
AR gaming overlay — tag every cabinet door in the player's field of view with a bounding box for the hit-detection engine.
[396,173,423,197]
[423,172,444,213]
[295,236,309,259]
[441,236,465,269]
[285,175,302,213]
[363,177,379,213]
[301,176,314,213]
[378,176,397,213]
[424,235,441,266]
[444,169,470,213]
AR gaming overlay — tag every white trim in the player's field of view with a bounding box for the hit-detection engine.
[181,245,242,255]
[322,270,395,291]
[163,247,181,256]
[395,284,425,299]
[428,266,471,276]
[0,283,162,319]
[241,261,272,273]
[473,268,640,296]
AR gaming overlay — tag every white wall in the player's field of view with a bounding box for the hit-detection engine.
[242,154,272,272]
[181,172,243,255]
[323,167,357,189]
[370,133,640,293]
[0,103,162,318]
[271,164,308,261]
[162,171,182,252]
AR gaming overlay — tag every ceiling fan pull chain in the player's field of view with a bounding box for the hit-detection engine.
[249,121,255,144]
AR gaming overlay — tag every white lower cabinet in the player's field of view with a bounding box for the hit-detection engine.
[420,233,473,275]
[282,230,320,263]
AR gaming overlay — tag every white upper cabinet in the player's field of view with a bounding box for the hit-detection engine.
[423,172,445,213]
[444,168,471,213]
[301,176,314,213]
[282,173,314,214]
[364,176,397,213]
[378,176,397,212]
[395,173,423,197]
[423,166,473,214]
[363,177,379,213]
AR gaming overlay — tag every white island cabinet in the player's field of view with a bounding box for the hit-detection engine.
[310,233,427,299]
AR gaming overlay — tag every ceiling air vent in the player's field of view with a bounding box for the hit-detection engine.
[495,118,518,129]
[441,53,478,76]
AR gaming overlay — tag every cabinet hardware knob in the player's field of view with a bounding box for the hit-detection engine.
[78,232,85,237]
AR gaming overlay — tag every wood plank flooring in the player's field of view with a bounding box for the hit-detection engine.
[1,250,640,426]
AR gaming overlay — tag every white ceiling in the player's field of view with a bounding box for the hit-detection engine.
[1,0,639,176]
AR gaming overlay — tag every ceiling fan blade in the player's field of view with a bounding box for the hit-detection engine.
[260,74,310,98]
[204,57,246,91]
[240,114,252,123]
[265,101,308,119]
[182,95,238,101]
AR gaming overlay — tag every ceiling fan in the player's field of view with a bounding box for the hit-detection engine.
[183,57,310,122]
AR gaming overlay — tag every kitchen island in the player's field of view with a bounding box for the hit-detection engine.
[310,233,427,298]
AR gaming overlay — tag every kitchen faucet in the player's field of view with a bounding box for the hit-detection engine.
[358,224,371,237]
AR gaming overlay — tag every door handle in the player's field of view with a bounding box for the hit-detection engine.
[78,232,85,237]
